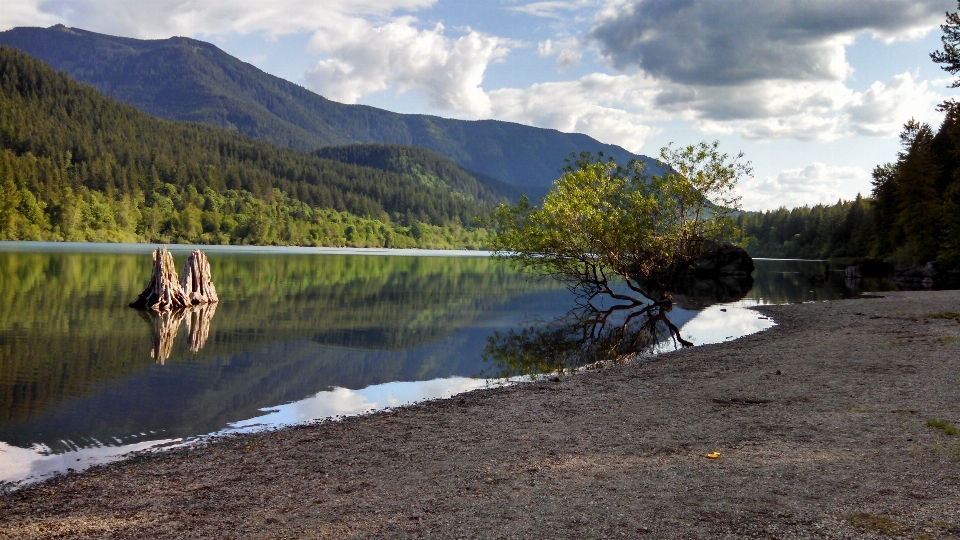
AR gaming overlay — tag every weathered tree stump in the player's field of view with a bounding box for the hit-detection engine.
[129,246,189,311]
[130,247,218,311]
[181,249,218,305]
[131,247,219,361]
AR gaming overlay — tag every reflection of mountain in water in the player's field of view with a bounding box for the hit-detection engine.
[0,288,573,453]
[6,251,901,457]
[137,304,218,363]
[0,249,564,450]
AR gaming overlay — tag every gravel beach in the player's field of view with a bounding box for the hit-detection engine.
[1,290,959,539]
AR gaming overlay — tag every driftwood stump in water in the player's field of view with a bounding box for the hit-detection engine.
[181,250,219,305]
[130,247,218,311]
[131,247,219,361]
[129,246,189,311]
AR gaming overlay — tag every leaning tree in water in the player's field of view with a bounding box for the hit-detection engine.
[487,140,750,347]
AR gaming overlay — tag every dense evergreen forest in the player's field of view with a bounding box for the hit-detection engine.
[314,144,530,203]
[871,115,960,270]
[0,47,497,248]
[739,113,960,270]
[0,25,649,188]
[737,197,875,260]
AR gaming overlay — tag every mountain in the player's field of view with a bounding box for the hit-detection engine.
[0,46,493,248]
[0,24,651,189]
[315,144,540,203]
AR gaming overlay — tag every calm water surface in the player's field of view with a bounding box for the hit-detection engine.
[0,243,895,485]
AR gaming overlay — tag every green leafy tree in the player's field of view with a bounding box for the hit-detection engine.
[488,141,749,305]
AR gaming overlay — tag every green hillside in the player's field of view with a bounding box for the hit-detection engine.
[0,46,491,248]
[0,24,651,188]
[315,144,538,203]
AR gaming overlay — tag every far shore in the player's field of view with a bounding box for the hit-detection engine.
[2,291,959,539]
[0,240,494,257]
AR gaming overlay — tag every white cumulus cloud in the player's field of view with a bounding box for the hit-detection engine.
[304,17,511,116]
[1,0,437,37]
[538,37,583,69]
[0,0,59,30]
[550,0,952,145]
[509,1,599,18]
[688,72,943,141]
[488,72,663,151]
[740,162,873,210]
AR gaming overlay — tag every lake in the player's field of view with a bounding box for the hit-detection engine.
[0,243,896,486]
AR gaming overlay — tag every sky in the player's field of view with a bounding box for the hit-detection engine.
[2,0,958,211]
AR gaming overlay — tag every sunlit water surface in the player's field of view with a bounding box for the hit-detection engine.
[0,244,895,486]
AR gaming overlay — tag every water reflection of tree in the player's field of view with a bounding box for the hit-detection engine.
[482,302,690,379]
[137,303,218,363]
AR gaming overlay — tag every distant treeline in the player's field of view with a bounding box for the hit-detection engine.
[740,112,960,269]
[738,197,874,260]
[0,47,493,248]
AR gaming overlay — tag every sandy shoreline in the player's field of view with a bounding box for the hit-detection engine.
[2,291,959,539]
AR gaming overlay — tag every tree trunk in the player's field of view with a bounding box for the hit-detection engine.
[181,249,219,305]
[130,247,218,311]
[129,246,189,311]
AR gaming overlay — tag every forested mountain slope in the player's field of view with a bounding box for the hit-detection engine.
[0,25,650,188]
[315,144,537,203]
[0,46,492,248]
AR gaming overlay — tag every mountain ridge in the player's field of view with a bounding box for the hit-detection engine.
[0,24,652,189]
[0,46,492,248]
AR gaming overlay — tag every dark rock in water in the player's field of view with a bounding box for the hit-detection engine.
[895,263,938,288]
[667,274,755,310]
[690,242,754,277]
[845,276,863,289]
[894,263,960,289]
[847,258,893,279]
[637,242,754,307]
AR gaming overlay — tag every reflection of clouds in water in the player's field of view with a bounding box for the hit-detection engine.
[0,438,180,485]
[678,303,775,346]
[1,309,773,487]
[2,377,493,487]
[229,377,491,431]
